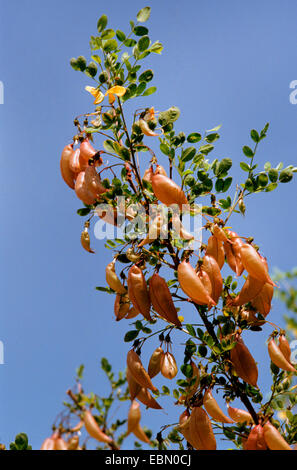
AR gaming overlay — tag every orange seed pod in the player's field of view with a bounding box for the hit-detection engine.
[127,349,158,392]
[149,273,181,326]
[128,265,151,321]
[160,352,178,379]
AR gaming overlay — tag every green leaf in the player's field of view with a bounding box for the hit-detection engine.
[243,146,254,157]
[205,133,220,143]
[187,133,201,143]
[240,161,250,172]
[116,30,126,42]
[181,363,193,378]
[138,35,150,51]
[268,169,278,182]
[136,82,147,95]
[95,286,114,293]
[73,55,87,71]
[137,7,151,23]
[97,15,108,33]
[142,86,157,96]
[149,41,163,54]
[216,158,232,177]
[77,208,91,216]
[124,330,139,342]
[186,324,196,337]
[76,364,84,379]
[279,169,293,183]
[160,143,170,156]
[124,38,137,47]
[181,147,196,162]
[215,179,224,192]
[103,140,116,153]
[223,177,232,192]
[250,129,260,143]
[101,29,115,40]
[103,39,118,52]
[134,26,149,36]
[139,69,154,82]
[198,345,207,357]
[257,173,269,187]
[199,144,214,155]
[91,55,102,64]
[264,162,271,171]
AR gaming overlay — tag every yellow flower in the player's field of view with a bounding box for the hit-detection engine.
[85,86,104,104]
[105,86,126,104]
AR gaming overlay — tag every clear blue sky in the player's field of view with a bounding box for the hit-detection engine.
[0,0,296,450]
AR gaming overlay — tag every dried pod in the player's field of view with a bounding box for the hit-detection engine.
[41,435,56,450]
[125,306,139,320]
[132,424,150,444]
[202,255,223,304]
[127,349,158,392]
[205,235,225,269]
[190,407,217,450]
[230,336,258,387]
[148,347,164,378]
[177,260,216,308]
[137,387,162,409]
[127,400,141,435]
[69,148,86,173]
[160,352,178,379]
[151,173,188,209]
[143,167,154,183]
[54,436,68,450]
[263,421,292,450]
[126,368,141,401]
[250,282,274,317]
[139,118,160,137]
[212,224,229,243]
[80,227,95,254]
[197,268,213,301]
[245,425,267,450]
[127,265,151,321]
[83,410,112,444]
[60,144,76,189]
[278,335,292,363]
[224,231,244,276]
[229,275,265,307]
[179,410,198,449]
[203,389,233,424]
[84,166,106,199]
[239,244,276,286]
[114,293,130,321]
[227,405,253,424]
[75,171,97,205]
[80,138,102,164]
[106,259,126,294]
[149,273,181,326]
[67,436,80,450]
[267,338,296,373]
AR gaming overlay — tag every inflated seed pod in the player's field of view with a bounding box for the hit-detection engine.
[127,265,151,321]
[245,425,267,450]
[205,235,225,269]
[127,349,158,392]
[190,407,216,450]
[41,435,56,450]
[127,401,141,435]
[227,405,253,424]
[278,335,292,363]
[114,293,130,321]
[54,436,68,450]
[132,424,151,444]
[148,347,164,378]
[202,255,223,304]
[203,389,233,424]
[267,338,296,373]
[149,273,181,326]
[80,138,102,165]
[151,173,188,209]
[250,282,274,317]
[239,244,276,286]
[160,352,178,379]
[179,410,197,449]
[229,275,265,306]
[224,231,244,276]
[67,436,80,450]
[263,421,292,450]
[212,224,230,243]
[83,410,112,444]
[106,259,126,294]
[230,335,258,387]
[177,260,216,308]
[60,144,76,189]
[137,387,162,410]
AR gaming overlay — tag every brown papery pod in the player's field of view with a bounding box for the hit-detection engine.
[224,231,244,276]
[212,224,230,243]
[230,336,258,387]
[177,260,216,308]
[250,282,274,317]
[239,244,276,287]
[148,347,164,378]
[80,138,102,165]
[83,410,112,444]
[179,410,198,449]
[132,424,151,444]
[190,407,217,450]
[125,306,139,320]
[127,350,158,392]
[126,368,141,400]
[203,389,233,424]
[84,165,106,199]
[41,435,56,450]
[55,436,68,450]
[227,405,253,424]
[67,436,80,450]
[205,235,225,269]
[229,275,265,307]
[142,167,154,183]
[60,144,76,189]
[149,273,181,327]
[80,228,95,254]
[267,338,296,373]
[202,255,223,304]
[263,421,292,450]
[137,387,162,409]
[127,265,151,321]
[106,259,126,294]
[197,268,213,300]
[245,425,267,450]
[151,173,188,209]
[278,335,292,363]
[75,171,97,205]
[127,400,141,435]
[160,352,178,379]
[69,148,86,174]
[114,293,130,321]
